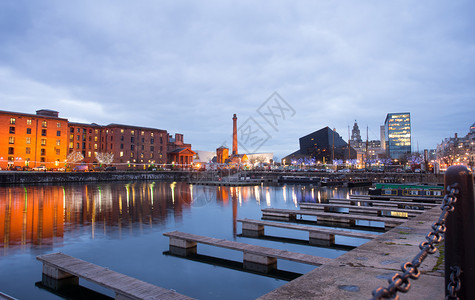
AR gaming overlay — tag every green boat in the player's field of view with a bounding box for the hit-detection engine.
[369,183,444,198]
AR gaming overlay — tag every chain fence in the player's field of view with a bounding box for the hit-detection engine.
[371,184,460,299]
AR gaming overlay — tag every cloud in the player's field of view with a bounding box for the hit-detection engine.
[0,0,474,158]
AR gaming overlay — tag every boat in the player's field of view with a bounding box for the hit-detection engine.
[320,177,344,186]
[346,178,372,187]
[278,175,320,184]
[368,183,444,198]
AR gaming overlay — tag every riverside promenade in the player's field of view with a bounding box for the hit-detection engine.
[259,206,444,299]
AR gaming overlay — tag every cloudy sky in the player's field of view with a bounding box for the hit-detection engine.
[1,0,474,159]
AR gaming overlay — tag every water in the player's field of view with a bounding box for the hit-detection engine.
[0,181,375,299]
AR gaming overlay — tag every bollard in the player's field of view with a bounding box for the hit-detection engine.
[444,165,475,299]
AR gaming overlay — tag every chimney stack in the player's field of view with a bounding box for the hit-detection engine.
[232,114,238,155]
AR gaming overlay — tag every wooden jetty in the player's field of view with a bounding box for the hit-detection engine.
[238,218,379,246]
[298,202,423,217]
[163,231,331,272]
[261,208,406,229]
[37,252,192,300]
[325,197,438,209]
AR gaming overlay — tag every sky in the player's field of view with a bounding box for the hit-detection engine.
[1,0,474,159]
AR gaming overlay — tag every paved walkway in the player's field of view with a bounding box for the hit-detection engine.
[258,206,444,299]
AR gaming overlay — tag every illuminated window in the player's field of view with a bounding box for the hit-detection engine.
[26,137,31,144]
[94,136,98,142]
[26,147,30,154]
[131,130,135,135]
[10,118,15,124]
[27,119,32,125]
[130,152,134,158]
[140,153,144,158]
[41,139,46,146]
[9,137,14,144]
[151,132,154,137]
[40,149,46,156]
[42,121,47,128]
[141,131,144,136]
[88,151,91,157]
[120,151,124,157]
[57,122,61,128]
[27,128,31,134]
[69,142,73,149]
[121,129,124,133]
[94,144,98,150]
[95,129,98,134]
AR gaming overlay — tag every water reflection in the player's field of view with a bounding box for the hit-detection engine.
[1,182,195,255]
[0,182,366,256]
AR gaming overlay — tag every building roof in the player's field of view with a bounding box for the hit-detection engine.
[106,123,166,132]
[0,109,68,121]
[168,147,196,155]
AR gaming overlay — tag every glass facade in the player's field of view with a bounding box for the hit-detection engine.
[384,112,411,159]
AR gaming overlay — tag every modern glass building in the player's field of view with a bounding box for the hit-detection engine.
[384,112,411,159]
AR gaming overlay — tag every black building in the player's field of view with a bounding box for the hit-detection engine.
[283,127,356,164]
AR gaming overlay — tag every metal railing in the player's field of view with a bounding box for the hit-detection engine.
[372,165,474,299]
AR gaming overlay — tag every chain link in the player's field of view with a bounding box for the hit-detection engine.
[372,184,459,299]
[446,265,462,300]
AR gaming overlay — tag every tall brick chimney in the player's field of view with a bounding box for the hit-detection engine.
[232,114,238,155]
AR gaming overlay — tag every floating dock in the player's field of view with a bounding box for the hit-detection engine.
[238,218,379,246]
[37,253,193,300]
[261,208,407,229]
[163,231,332,273]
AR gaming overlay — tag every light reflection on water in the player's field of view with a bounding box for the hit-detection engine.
[0,181,368,299]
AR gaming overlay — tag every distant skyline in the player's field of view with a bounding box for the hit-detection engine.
[1,1,474,159]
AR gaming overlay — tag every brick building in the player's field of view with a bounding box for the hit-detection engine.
[105,124,168,169]
[167,133,195,167]
[0,109,191,170]
[0,109,69,170]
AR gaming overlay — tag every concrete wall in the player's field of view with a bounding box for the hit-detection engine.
[0,171,191,184]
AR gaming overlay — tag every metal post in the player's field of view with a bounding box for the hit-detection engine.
[444,165,475,299]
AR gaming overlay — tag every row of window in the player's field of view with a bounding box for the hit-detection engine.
[8,147,60,156]
[8,137,62,145]
[8,127,61,136]
[70,127,164,137]
[9,118,61,128]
